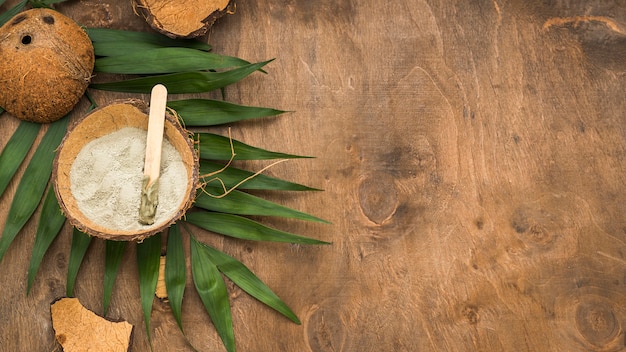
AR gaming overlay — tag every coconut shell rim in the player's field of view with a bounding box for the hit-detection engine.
[52,99,199,242]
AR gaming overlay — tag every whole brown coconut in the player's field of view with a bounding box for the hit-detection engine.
[0,9,94,123]
[133,0,233,39]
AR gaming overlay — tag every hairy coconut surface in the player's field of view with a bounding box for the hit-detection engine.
[53,100,199,241]
[133,0,232,38]
[0,9,94,123]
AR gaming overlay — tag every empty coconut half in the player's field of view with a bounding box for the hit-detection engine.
[133,0,233,38]
[53,100,199,241]
[0,9,94,123]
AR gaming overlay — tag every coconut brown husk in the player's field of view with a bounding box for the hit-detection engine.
[133,0,233,38]
[53,100,199,242]
[0,9,94,123]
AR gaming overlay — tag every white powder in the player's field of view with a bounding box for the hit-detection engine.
[70,127,188,231]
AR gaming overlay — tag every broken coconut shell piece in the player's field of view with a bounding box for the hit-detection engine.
[53,100,199,242]
[133,0,233,38]
[0,9,94,123]
[51,297,133,352]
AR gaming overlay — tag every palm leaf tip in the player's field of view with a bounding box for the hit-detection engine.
[201,244,302,324]
[168,99,287,127]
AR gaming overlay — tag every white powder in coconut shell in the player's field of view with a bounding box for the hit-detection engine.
[70,127,188,231]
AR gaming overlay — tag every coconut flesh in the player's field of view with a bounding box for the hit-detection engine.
[0,9,94,123]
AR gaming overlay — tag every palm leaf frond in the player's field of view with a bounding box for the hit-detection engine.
[185,211,329,245]
[0,121,40,197]
[103,240,126,315]
[190,235,234,352]
[170,99,286,126]
[136,233,162,341]
[27,187,66,293]
[165,224,186,332]
[0,117,68,263]
[90,60,273,94]
[201,244,301,324]
[66,229,92,297]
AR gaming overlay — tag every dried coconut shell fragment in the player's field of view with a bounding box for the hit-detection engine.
[0,9,94,123]
[133,0,233,38]
[51,297,133,352]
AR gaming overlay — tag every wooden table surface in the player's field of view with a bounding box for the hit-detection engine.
[1,1,625,351]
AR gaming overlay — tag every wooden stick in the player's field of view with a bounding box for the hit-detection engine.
[139,84,168,225]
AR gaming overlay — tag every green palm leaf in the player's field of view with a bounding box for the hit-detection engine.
[199,161,319,191]
[201,244,300,324]
[170,99,286,126]
[136,233,162,341]
[0,116,68,263]
[66,228,92,297]
[90,60,273,94]
[165,224,186,332]
[0,10,327,352]
[26,187,66,293]
[87,28,211,52]
[92,41,173,57]
[103,240,126,315]
[95,48,250,74]
[185,211,329,244]
[197,133,309,160]
[29,0,70,7]
[0,0,27,26]
[0,121,40,197]
[190,235,234,352]
[195,187,328,223]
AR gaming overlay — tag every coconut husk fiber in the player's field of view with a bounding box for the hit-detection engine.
[0,9,94,123]
[53,100,199,242]
[133,0,233,38]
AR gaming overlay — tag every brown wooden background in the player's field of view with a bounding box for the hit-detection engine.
[1,1,625,351]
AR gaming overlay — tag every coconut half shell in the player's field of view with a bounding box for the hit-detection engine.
[53,100,199,242]
[133,0,233,38]
[0,9,94,123]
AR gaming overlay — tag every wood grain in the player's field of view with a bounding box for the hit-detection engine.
[0,0,625,351]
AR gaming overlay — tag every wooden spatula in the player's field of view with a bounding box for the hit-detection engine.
[139,84,167,225]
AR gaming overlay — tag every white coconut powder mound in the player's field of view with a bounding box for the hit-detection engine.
[70,127,188,231]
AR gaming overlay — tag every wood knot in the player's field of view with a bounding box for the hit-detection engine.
[510,207,554,247]
[462,305,480,325]
[575,300,620,347]
[526,224,552,245]
[358,172,398,225]
[305,306,344,352]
